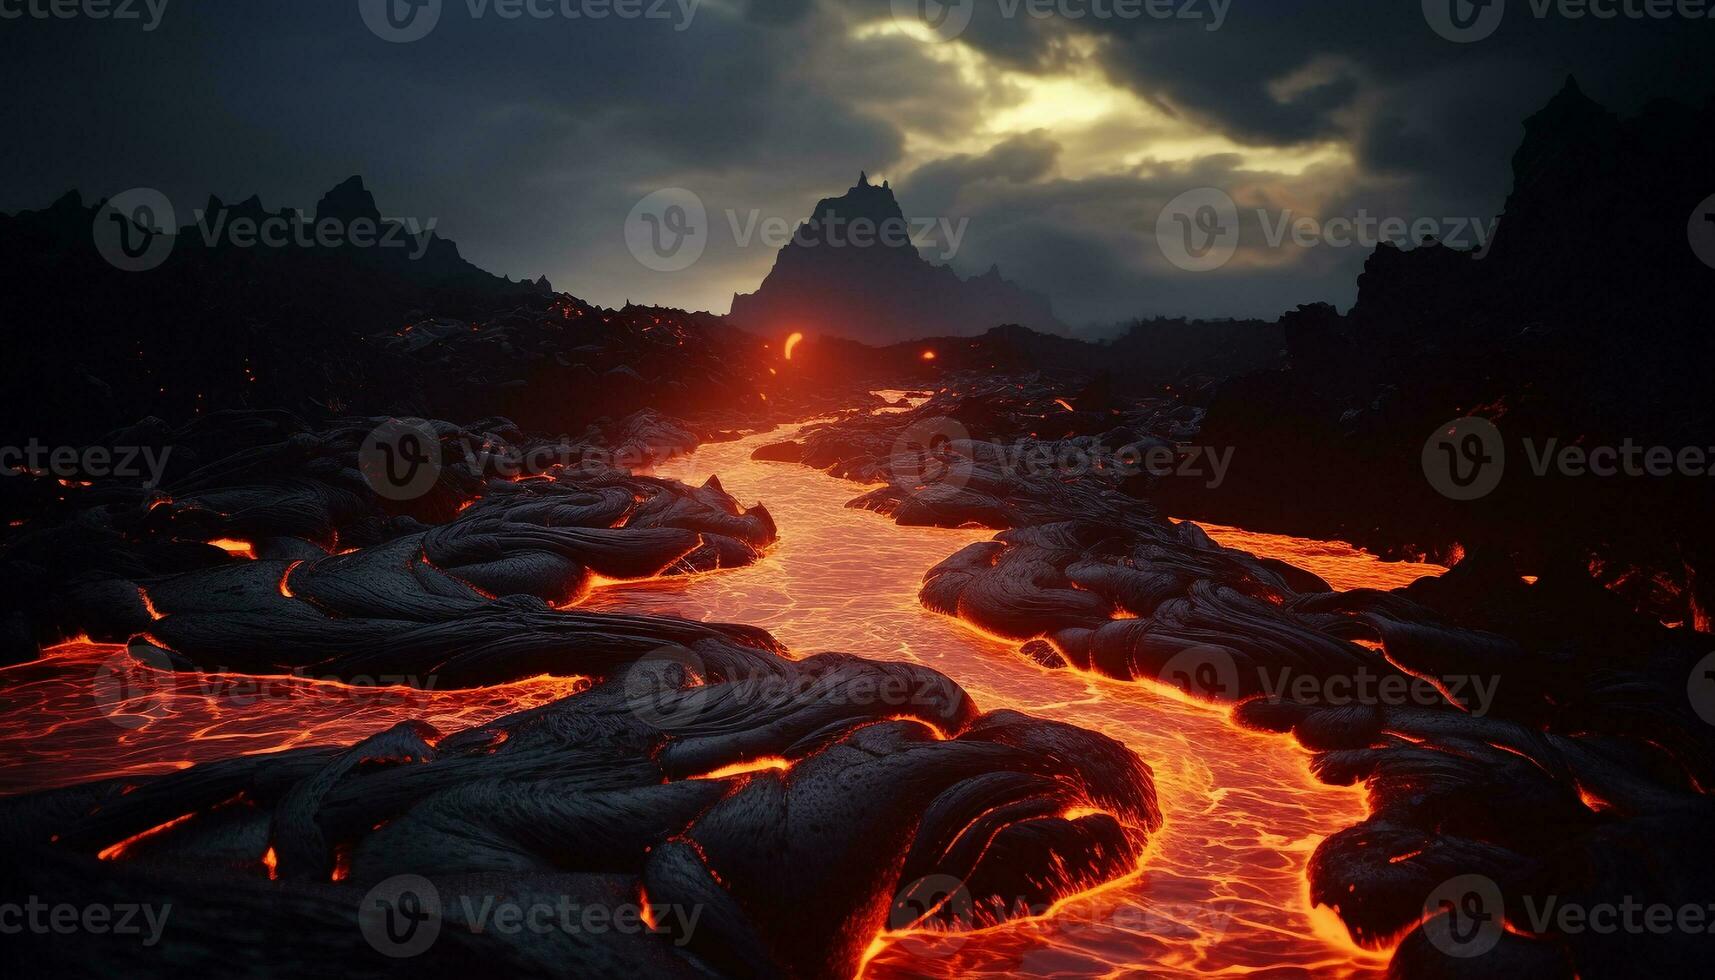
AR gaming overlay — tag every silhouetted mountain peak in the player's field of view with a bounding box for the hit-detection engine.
[1355,81,1708,331]
[201,192,280,224]
[43,190,86,222]
[730,173,1062,344]
[314,175,382,225]
[1526,74,1611,131]
[807,173,907,231]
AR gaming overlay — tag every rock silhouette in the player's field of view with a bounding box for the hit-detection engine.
[728,173,1063,344]
[1155,79,1715,629]
[762,374,1715,979]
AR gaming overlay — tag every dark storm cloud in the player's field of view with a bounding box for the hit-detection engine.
[896,151,1414,326]
[1056,1,1708,195]
[1,0,1709,327]
[905,131,1063,216]
[863,0,1711,324]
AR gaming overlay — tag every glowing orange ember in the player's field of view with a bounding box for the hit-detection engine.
[920,350,936,361]
[0,396,1457,978]
[685,756,794,780]
[783,331,804,360]
[208,538,257,559]
[1182,521,1447,592]
[578,408,1440,977]
[0,643,586,792]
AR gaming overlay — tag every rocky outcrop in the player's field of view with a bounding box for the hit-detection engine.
[1155,80,1715,628]
[767,375,1715,979]
[728,174,1063,344]
[0,402,1165,978]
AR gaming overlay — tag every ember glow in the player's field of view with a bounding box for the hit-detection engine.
[1184,521,1448,592]
[208,537,257,559]
[577,407,1445,977]
[0,399,1445,976]
[784,331,804,360]
[0,643,585,793]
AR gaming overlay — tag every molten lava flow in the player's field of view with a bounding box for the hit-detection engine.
[208,537,257,559]
[0,396,1453,976]
[576,412,1442,978]
[685,756,794,780]
[1182,521,1447,592]
[0,643,585,794]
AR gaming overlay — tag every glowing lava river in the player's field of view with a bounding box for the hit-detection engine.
[600,416,1443,978]
[0,402,1448,978]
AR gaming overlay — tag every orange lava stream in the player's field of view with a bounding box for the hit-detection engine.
[1183,521,1448,592]
[578,407,1439,978]
[0,646,584,794]
[0,393,1448,977]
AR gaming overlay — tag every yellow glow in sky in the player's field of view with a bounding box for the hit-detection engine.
[850,21,1350,180]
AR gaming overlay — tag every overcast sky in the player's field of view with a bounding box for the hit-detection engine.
[3,0,1709,331]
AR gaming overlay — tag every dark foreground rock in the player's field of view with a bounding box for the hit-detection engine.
[0,657,1160,978]
[779,377,1715,979]
[0,407,1162,978]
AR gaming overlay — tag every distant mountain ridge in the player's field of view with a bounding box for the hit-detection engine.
[0,176,556,442]
[728,173,1063,344]
[1158,78,1715,627]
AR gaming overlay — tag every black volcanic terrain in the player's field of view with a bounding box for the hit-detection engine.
[2,76,1713,980]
